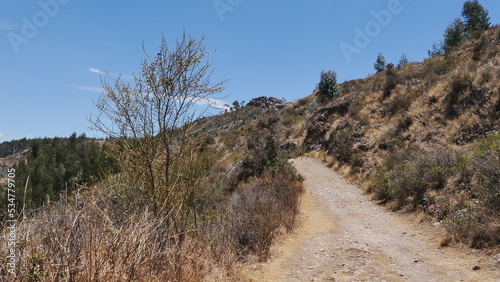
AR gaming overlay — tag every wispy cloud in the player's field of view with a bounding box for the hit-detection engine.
[75,86,104,93]
[195,98,230,110]
[0,132,5,138]
[89,68,104,75]
[88,67,134,80]
[0,21,19,30]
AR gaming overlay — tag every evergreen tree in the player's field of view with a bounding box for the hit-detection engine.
[374,53,386,72]
[462,0,490,37]
[443,18,467,53]
[397,53,409,69]
[427,41,444,58]
[317,70,341,103]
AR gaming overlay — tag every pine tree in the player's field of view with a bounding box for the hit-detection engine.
[443,18,467,53]
[397,53,409,69]
[462,0,490,37]
[317,70,341,103]
[374,53,386,72]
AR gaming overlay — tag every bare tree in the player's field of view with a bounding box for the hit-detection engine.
[90,31,227,222]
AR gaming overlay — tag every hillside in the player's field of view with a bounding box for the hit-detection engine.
[1,21,498,282]
[184,27,499,248]
[247,27,499,249]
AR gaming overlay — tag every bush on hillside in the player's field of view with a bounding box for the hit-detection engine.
[227,169,303,258]
[383,63,399,98]
[444,71,474,118]
[474,133,500,213]
[373,146,459,209]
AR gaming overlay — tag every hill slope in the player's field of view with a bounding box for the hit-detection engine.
[263,27,499,248]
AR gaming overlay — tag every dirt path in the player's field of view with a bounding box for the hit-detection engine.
[243,157,500,282]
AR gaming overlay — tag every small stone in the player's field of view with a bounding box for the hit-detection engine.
[472,265,481,271]
[414,257,419,263]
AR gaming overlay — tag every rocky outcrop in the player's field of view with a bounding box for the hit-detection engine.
[246,96,287,110]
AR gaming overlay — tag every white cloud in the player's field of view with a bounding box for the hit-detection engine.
[0,21,19,30]
[89,68,104,75]
[75,86,104,93]
[195,98,230,110]
[0,132,4,138]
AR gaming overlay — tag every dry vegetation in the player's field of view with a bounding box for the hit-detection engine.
[286,27,499,249]
[0,131,303,281]
[1,20,498,282]
[1,33,304,281]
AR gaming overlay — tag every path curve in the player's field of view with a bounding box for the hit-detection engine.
[244,157,499,282]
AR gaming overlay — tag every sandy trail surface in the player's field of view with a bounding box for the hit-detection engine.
[243,157,500,282]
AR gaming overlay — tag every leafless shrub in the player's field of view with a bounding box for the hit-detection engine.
[226,170,303,259]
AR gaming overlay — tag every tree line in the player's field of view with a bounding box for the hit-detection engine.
[1,133,118,218]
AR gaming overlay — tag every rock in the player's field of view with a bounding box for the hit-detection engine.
[472,265,481,271]
[493,253,500,262]
[280,140,298,150]
[246,96,287,110]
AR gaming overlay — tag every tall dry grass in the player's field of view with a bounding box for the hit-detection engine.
[1,139,304,281]
[1,182,234,281]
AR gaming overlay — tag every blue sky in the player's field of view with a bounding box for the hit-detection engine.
[1,0,498,142]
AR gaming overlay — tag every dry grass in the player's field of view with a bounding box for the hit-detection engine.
[1,132,304,281]
[1,189,230,281]
[295,27,500,247]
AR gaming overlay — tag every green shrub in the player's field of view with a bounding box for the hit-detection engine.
[373,147,458,209]
[445,72,473,117]
[388,93,416,116]
[383,63,398,98]
[327,128,355,163]
[474,133,500,213]
[422,56,456,79]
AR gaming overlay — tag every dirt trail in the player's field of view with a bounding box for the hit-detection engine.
[244,157,500,282]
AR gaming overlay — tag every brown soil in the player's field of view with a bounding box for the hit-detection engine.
[243,157,500,282]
